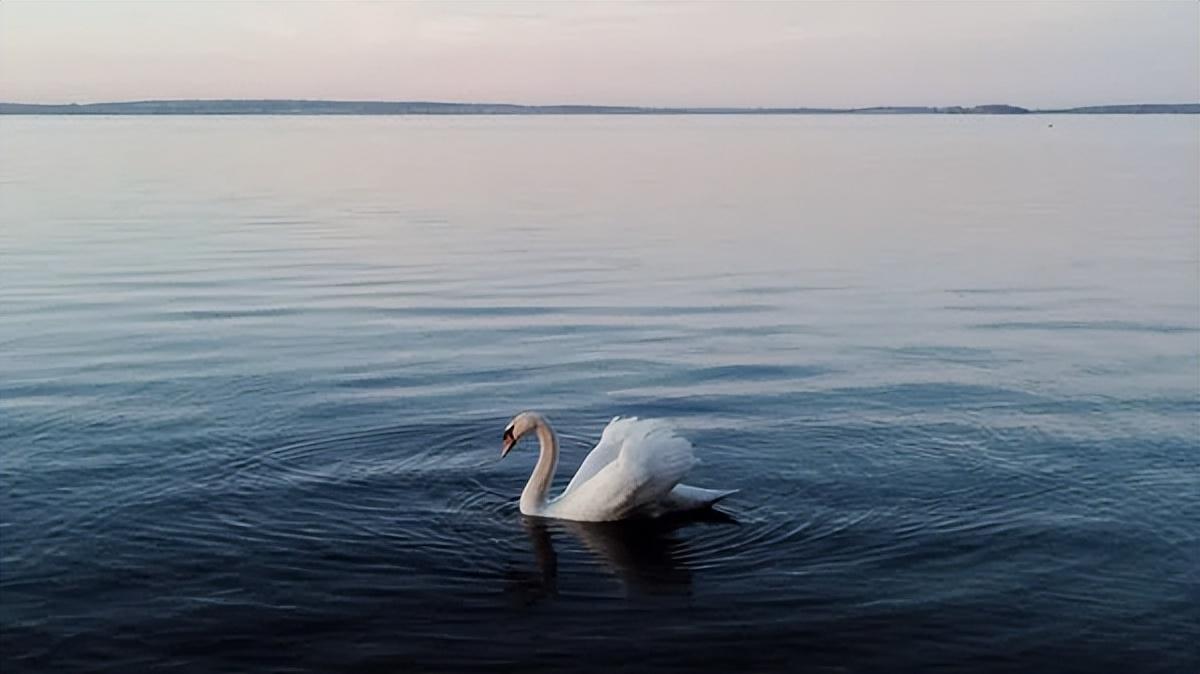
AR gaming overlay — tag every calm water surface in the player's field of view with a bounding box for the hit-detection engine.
[1,116,1198,673]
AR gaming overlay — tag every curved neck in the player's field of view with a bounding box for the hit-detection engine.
[521,417,559,514]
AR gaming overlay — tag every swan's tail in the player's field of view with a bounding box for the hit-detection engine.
[664,484,739,511]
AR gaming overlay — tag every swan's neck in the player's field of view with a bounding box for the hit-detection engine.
[520,418,559,515]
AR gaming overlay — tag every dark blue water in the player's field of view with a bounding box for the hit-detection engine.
[2,115,1198,673]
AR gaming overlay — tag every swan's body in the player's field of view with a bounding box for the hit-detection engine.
[500,412,736,522]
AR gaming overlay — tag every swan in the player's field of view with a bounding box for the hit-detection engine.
[499,411,737,522]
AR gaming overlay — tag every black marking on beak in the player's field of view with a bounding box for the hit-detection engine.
[501,427,515,458]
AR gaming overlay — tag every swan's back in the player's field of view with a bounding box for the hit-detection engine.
[548,418,697,521]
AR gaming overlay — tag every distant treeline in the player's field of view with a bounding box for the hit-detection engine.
[1,100,1197,115]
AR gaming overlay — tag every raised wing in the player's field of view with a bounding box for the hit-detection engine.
[562,417,639,496]
[554,418,697,521]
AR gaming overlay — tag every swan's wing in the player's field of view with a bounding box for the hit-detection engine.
[555,419,697,521]
[562,417,639,496]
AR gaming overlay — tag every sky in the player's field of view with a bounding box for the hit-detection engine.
[1,1,1197,108]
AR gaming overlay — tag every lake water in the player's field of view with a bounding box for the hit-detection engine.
[1,115,1197,673]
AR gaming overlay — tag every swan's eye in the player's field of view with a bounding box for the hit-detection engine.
[503,426,514,441]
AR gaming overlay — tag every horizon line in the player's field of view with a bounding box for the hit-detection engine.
[3,98,1200,111]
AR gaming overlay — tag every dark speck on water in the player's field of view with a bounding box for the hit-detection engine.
[1,116,1197,673]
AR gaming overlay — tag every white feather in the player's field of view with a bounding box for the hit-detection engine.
[539,417,717,522]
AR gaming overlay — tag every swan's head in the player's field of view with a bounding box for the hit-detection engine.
[501,411,543,458]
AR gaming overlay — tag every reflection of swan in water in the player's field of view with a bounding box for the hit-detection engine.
[513,510,736,599]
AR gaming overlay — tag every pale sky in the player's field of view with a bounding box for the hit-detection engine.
[1,1,1197,108]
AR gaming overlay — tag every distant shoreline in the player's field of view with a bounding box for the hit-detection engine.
[1,100,1198,115]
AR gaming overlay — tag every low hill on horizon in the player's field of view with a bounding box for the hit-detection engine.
[1,100,1197,115]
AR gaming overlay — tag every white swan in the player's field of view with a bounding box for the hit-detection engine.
[499,411,737,522]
